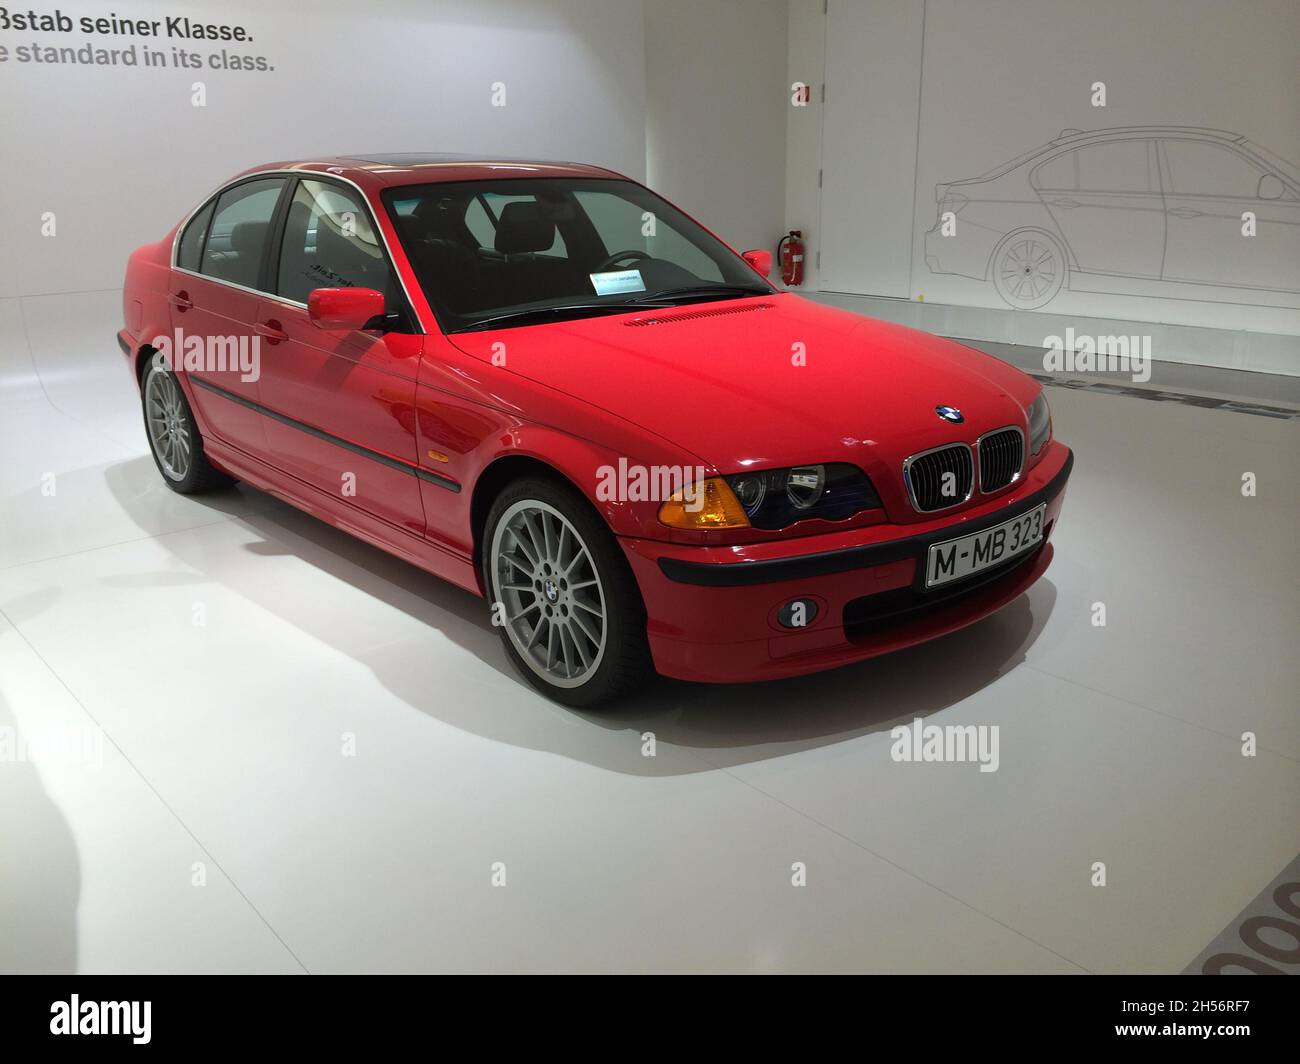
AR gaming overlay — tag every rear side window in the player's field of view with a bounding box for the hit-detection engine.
[200,178,285,290]
[1033,151,1076,190]
[277,179,394,304]
[1034,141,1153,193]
[176,201,213,271]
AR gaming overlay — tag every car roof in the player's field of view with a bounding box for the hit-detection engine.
[1050,126,1245,146]
[240,154,628,190]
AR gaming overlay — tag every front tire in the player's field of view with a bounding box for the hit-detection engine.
[483,477,653,708]
[141,361,232,494]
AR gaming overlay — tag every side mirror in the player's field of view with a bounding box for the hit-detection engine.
[1258,174,1284,200]
[742,249,772,278]
[308,287,386,331]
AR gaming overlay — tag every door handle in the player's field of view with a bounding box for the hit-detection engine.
[254,320,288,344]
[1046,197,1080,209]
[169,292,193,311]
[1168,207,1203,219]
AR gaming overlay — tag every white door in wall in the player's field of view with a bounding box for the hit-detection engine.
[817,0,925,298]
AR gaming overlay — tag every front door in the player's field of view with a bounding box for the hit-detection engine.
[255,177,426,537]
[1159,138,1300,293]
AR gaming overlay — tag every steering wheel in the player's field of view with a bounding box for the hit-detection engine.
[594,249,653,272]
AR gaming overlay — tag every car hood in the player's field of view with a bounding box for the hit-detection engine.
[447,293,1038,475]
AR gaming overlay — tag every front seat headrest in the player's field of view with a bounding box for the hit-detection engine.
[494,201,555,255]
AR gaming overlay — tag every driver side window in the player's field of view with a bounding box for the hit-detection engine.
[276,179,395,305]
[574,191,722,282]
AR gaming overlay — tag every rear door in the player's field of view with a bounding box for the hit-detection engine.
[255,176,426,536]
[1031,138,1165,278]
[169,176,287,453]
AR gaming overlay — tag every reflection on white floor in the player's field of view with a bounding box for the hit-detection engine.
[1,292,1297,973]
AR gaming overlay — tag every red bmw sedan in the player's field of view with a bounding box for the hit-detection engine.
[118,155,1071,706]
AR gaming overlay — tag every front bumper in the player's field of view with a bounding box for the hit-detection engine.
[620,441,1072,683]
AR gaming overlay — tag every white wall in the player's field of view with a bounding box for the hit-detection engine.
[644,0,788,257]
[784,0,825,290]
[0,0,647,298]
[793,0,1300,375]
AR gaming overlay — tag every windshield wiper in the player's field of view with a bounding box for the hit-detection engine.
[452,284,769,332]
[454,300,675,333]
[629,284,770,304]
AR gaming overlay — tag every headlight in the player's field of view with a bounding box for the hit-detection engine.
[658,463,880,531]
[726,463,879,529]
[1027,392,1051,454]
[785,465,826,510]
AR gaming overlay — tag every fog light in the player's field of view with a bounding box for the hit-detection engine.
[777,598,819,629]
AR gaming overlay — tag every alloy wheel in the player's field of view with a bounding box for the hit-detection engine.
[490,499,608,689]
[996,236,1062,307]
[144,369,192,481]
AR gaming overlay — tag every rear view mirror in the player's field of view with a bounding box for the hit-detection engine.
[742,249,772,278]
[1257,174,1284,200]
[308,287,386,331]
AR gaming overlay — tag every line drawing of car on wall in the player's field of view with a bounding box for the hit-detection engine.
[924,127,1300,310]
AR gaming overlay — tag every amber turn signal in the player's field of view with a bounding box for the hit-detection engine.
[658,477,751,529]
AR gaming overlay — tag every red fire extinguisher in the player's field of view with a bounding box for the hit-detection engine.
[778,230,805,287]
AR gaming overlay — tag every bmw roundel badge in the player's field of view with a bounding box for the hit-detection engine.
[935,405,964,424]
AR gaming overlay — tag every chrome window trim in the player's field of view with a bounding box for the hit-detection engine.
[975,424,1027,496]
[902,441,974,514]
[168,168,425,334]
[172,266,308,310]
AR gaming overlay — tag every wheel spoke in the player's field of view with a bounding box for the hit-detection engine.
[525,619,545,650]
[556,523,570,569]
[522,511,545,561]
[507,600,540,624]
[541,511,556,563]
[502,552,532,577]
[571,608,600,648]
[558,624,574,676]
[568,624,590,669]
[507,527,537,567]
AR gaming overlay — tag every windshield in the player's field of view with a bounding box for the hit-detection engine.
[1241,141,1300,184]
[382,178,769,331]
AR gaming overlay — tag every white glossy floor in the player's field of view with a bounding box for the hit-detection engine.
[2,291,1297,973]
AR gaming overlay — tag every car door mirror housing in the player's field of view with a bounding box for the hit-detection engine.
[1257,174,1284,200]
[742,249,772,277]
[308,287,387,331]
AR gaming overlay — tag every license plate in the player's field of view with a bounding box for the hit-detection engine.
[925,504,1045,589]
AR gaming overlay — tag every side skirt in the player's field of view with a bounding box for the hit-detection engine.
[204,437,482,596]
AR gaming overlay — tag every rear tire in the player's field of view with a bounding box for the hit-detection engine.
[990,229,1067,309]
[483,476,653,708]
[141,360,233,494]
